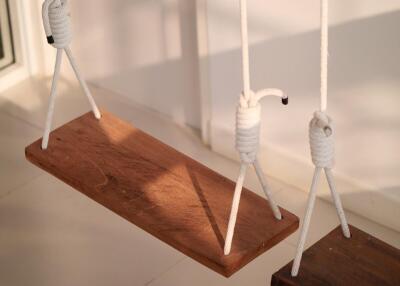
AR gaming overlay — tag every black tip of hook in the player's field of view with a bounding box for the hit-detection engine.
[47,36,54,44]
[282,97,289,105]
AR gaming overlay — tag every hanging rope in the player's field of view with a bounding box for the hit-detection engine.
[240,0,251,100]
[291,0,351,277]
[309,111,334,167]
[41,0,101,150]
[224,0,288,256]
[42,0,72,48]
[320,0,328,112]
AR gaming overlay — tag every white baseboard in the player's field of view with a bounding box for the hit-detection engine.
[210,122,400,232]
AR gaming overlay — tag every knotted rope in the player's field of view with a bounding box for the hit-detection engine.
[309,111,334,168]
[236,97,260,164]
[235,0,288,166]
[42,0,72,48]
[291,0,351,277]
[236,89,287,164]
[224,0,287,256]
[41,0,101,150]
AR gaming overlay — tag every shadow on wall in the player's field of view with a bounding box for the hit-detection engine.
[208,10,400,191]
[69,0,202,128]
[210,9,400,125]
[12,1,397,230]
[67,2,400,188]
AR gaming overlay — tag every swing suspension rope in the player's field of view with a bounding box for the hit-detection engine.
[291,0,351,277]
[41,0,101,150]
[224,0,288,256]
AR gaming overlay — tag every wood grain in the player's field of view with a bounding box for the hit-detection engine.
[271,225,400,286]
[25,110,299,277]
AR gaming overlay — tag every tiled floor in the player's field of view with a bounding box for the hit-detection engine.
[1,78,399,286]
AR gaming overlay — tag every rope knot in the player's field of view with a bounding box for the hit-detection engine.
[239,90,257,108]
[309,111,334,168]
[236,99,261,164]
[48,0,72,48]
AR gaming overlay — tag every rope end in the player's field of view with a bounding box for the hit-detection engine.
[282,96,288,105]
[47,35,54,44]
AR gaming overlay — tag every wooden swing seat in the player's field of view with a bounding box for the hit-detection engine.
[25,110,299,277]
[272,225,400,286]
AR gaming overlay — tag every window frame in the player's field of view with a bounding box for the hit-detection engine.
[0,0,43,93]
[0,0,15,70]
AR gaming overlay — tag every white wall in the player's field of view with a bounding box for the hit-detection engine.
[207,0,400,231]
[32,0,400,231]
[56,0,203,128]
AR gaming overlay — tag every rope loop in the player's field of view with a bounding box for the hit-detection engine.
[309,111,334,168]
[236,94,261,164]
[239,90,255,108]
[236,88,286,164]
[45,0,72,48]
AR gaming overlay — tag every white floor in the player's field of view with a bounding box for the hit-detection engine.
[0,78,399,286]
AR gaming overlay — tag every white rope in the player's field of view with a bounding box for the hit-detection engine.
[236,101,260,164]
[320,0,328,112]
[291,167,321,276]
[42,48,63,150]
[291,0,351,276]
[224,0,287,255]
[65,47,101,119]
[240,0,251,101]
[42,0,72,48]
[41,0,101,150]
[224,163,247,255]
[42,0,52,39]
[325,168,351,238]
[254,159,282,220]
[309,111,334,168]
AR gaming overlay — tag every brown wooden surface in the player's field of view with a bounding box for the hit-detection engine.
[272,225,400,286]
[25,110,299,277]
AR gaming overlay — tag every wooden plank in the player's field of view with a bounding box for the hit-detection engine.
[272,225,400,286]
[25,110,299,277]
